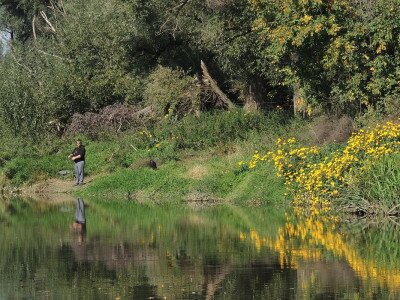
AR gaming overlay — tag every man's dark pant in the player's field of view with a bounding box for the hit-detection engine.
[74,161,85,184]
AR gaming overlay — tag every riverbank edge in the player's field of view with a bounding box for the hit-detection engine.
[0,150,288,208]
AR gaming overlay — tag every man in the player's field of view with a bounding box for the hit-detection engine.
[68,139,86,186]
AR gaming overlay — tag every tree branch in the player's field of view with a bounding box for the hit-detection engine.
[32,16,37,42]
[40,11,56,33]
[48,0,66,16]
[216,29,254,49]
[158,0,192,36]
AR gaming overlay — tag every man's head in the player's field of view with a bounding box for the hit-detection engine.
[76,139,82,147]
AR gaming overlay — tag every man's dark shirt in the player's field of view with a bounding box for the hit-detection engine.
[72,145,85,163]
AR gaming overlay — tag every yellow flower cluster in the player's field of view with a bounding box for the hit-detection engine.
[239,119,400,214]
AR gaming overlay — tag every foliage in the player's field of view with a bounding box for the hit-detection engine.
[157,109,273,150]
[143,66,201,120]
[251,0,400,115]
[0,0,294,140]
[0,0,146,137]
[1,0,400,138]
[0,54,54,138]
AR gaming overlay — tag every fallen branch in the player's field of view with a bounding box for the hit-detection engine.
[387,204,400,216]
[136,106,153,117]
[200,60,235,110]
[40,11,56,33]
[388,216,400,227]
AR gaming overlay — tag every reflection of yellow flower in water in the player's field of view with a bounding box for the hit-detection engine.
[241,216,400,293]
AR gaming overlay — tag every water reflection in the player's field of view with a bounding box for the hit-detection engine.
[70,198,86,244]
[0,197,399,299]
[241,215,400,299]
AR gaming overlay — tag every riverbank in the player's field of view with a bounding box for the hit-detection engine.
[0,111,299,204]
[0,111,399,217]
[2,151,287,207]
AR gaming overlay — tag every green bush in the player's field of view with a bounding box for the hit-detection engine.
[143,66,201,120]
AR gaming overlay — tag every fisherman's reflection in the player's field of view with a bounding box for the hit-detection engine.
[70,198,86,244]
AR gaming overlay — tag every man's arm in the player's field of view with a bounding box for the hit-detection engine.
[70,154,81,161]
[68,148,80,160]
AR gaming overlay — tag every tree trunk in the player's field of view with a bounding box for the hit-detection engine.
[243,82,262,112]
[293,82,305,117]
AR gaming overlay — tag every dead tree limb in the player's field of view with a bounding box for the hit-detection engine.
[32,16,37,42]
[201,60,235,110]
[40,11,56,33]
[136,106,153,117]
[48,0,66,16]
[205,266,232,300]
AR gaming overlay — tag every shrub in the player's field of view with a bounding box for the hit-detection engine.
[240,119,400,215]
[338,154,400,215]
[143,66,201,120]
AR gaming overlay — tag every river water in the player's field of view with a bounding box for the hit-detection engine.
[1,197,399,299]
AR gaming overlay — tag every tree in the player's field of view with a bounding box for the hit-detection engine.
[150,0,291,110]
[251,0,400,116]
[0,0,57,42]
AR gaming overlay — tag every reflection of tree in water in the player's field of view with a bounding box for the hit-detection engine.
[130,281,162,300]
[58,242,161,298]
[58,244,118,281]
[59,217,299,299]
[201,261,298,300]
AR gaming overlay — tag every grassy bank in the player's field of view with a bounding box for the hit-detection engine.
[0,110,307,206]
[77,153,286,206]
[1,110,398,216]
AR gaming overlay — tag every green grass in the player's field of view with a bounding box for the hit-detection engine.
[79,160,191,201]
[77,152,287,206]
[338,153,400,215]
